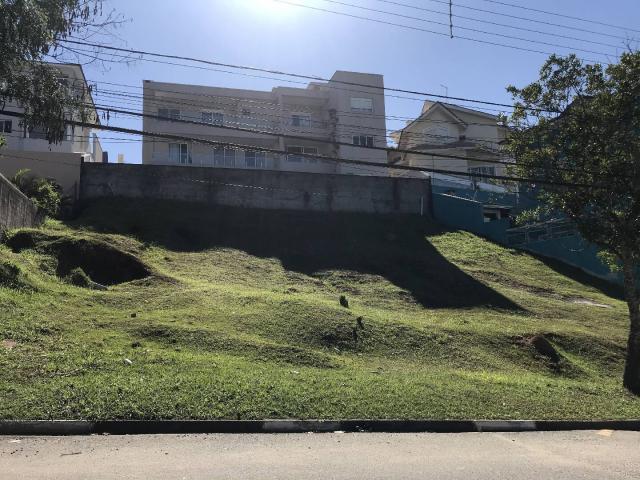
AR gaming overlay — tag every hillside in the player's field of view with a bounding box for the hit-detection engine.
[0,198,638,420]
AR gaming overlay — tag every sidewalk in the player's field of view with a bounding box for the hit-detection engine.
[2,430,639,479]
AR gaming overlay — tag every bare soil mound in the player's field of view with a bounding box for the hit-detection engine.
[7,231,150,286]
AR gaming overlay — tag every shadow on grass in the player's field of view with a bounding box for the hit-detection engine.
[525,251,624,301]
[69,198,522,310]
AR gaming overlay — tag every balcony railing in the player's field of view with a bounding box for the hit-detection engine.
[506,219,577,246]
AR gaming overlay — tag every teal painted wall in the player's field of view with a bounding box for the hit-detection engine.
[432,193,511,242]
[431,191,620,284]
[518,235,619,283]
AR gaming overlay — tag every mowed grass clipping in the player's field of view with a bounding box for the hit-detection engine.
[0,198,638,420]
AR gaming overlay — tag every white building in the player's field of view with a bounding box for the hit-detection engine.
[142,71,388,175]
[389,101,514,192]
[0,63,101,163]
[0,63,102,198]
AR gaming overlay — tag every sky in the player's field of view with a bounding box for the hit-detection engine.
[73,0,640,163]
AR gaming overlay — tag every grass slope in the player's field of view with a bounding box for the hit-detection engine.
[0,198,638,420]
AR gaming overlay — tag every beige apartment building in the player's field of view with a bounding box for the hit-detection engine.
[0,63,102,198]
[141,71,388,176]
[389,101,513,192]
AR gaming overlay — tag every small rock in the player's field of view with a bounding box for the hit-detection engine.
[130,313,137,318]
[123,358,133,366]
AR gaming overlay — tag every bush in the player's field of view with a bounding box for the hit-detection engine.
[11,169,62,218]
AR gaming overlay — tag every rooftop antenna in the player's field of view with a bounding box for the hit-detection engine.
[440,84,449,99]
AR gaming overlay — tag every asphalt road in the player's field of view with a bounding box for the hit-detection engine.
[1,430,639,479]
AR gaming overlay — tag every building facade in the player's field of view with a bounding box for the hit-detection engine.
[389,101,513,193]
[0,63,102,198]
[142,71,388,175]
[0,63,101,163]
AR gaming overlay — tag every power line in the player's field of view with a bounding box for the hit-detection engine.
[61,39,562,113]
[82,85,509,145]
[56,75,510,150]
[0,130,143,145]
[370,0,626,49]
[318,0,616,57]
[13,73,620,179]
[1,149,394,197]
[0,109,600,188]
[271,0,608,64]
[477,0,640,34]
[17,97,619,181]
[422,0,634,41]
[88,103,633,180]
[83,77,509,124]
[86,105,509,178]
[90,103,521,170]
[61,44,513,117]
[6,82,608,178]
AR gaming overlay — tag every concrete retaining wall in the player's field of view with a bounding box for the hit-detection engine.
[80,164,432,215]
[0,173,43,232]
[0,150,83,199]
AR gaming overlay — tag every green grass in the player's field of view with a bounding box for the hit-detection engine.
[0,198,638,420]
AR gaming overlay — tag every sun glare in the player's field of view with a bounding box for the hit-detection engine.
[252,0,297,17]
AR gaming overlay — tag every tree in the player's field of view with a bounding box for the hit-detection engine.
[0,0,119,143]
[11,168,62,217]
[504,52,640,394]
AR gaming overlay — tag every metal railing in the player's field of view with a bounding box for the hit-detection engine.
[506,219,577,246]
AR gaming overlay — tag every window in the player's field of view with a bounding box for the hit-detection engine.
[224,148,235,167]
[2,120,11,133]
[214,147,236,167]
[468,166,496,183]
[286,146,303,162]
[245,151,266,169]
[202,111,223,125]
[291,114,311,128]
[350,97,373,113]
[352,135,374,147]
[28,125,48,140]
[158,108,180,120]
[169,143,190,164]
[286,146,318,163]
[423,126,450,144]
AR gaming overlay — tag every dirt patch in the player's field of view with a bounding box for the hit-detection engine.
[515,334,561,364]
[567,298,612,309]
[7,231,150,286]
[1,339,17,350]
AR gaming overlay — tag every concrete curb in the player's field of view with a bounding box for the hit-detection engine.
[1,420,640,435]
